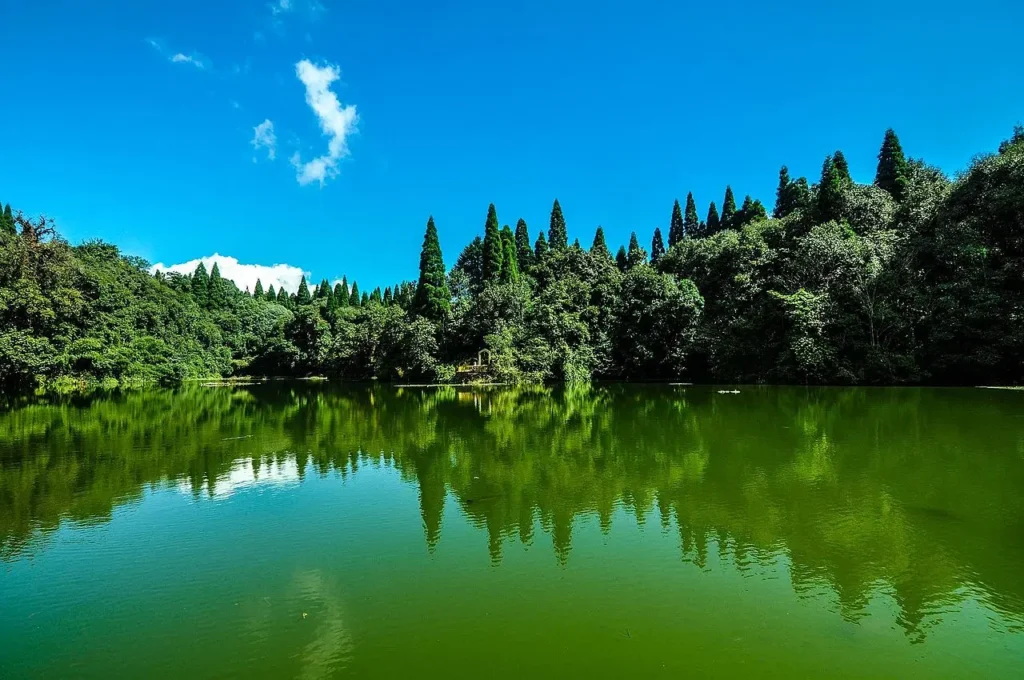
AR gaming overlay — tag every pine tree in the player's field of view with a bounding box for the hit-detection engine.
[500,225,519,283]
[547,199,568,250]
[266,284,276,302]
[254,279,264,299]
[737,195,767,227]
[720,187,737,230]
[316,278,331,301]
[361,291,369,306]
[276,287,289,306]
[774,166,793,219]
[875,128,909,201]
[371,287,383,305]
[817,154,844,223]
[349,282,360,307]
[591,226,612,261]
[296,275,312,304]
[626,232,647,268]
[668,199,685,247]
[2,204,13,235]
[534,231,549,259]
[650,227,666,263]
[482,204,504,283]
[333,281,345,300]
[191,263,210,307]
[514,218,533,271]
[572,237,581,250]
[705,202,720,236]
[413,216,451,320]
[337,277,349,307]
[615,245,628,272]
[833,150,852,184]
[383,287,393,306]
[683,192,699,239]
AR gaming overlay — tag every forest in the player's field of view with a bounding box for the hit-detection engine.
[1,126,1023,390]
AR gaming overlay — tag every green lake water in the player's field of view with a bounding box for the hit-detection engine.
[1,384,1022,678]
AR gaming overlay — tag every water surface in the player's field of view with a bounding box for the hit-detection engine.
[1,384,1023,678]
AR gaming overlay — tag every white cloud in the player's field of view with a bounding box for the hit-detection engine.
[147,38,210,70]
[270,0,292,15]
[150,254,309,294]
[251,119,277,160]
[291,59,358,187]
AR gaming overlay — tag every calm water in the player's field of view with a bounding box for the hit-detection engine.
[1,385,1022,678]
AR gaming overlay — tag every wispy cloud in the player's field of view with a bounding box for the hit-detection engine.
[291,59,358,187]
[147,38,210,70]
[269,0,293,14]
[150,254,310,294]
[251,119,277,160]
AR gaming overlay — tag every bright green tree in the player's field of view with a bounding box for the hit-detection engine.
[277,286,290,306]
[361,291,369,306]
[208,262,228,309]
[548,199,568,250]
[413,216,451,320]
[816,154,845,223]
[833,149,852,184]
[349,281,361,307]
[720,186,737,230]
[668,199,685,247]
[266,284,276,302]
[651,227,666,263]
[0,203,14,235]
[337,277,349,307]
[737,195,767,226]
[626,232,647,268]
[371,287,383,305]
[500,225,519,283]
[296,276,312,304]
[875,128,909,201]
[253,279,264,299]
[191,263,210,307]
[483,204,504,283]
[383,287,393,305]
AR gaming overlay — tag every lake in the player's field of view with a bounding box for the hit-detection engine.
[1,384,1022,678]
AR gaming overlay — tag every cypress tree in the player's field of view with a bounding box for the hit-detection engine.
[875,128,909,201]
[626,232,647,268]
[371,287,383,305]
[482,204,504,283]
[2,204,13,235]
[514,218,533,270]
[413,216,451,320]
[534,231,549,259]
[668,199,685,247]
[683,192,699,239]
[191,263,210,307]
[266,284,276,301]
[254,279,264,299]
[720,187,737,230]
[572,237,582,250]
[208,262,228,308]
[500,225,519,283]
[337,277,349,307]
[650,227,666,263]
[774,166,793,218]
[296,275,312,304]
[737,195,767,226]
[591,226,612,261]
[817,154,844,223]
[547,199,568,250]
[349,282,360,307]
[383,287,393,306]
[833,150,852,184]
[316,278,331,300]
[705,202,720,236]
[361,291,369,306]
[276,286,289,306]
[615,245,628,272]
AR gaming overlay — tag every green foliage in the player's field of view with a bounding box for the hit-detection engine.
[705,201,720,236]
[295,275,312,305]
[349,281,360,307]
[683,192,700,239]
[615,245,628,271]
[191,262,210,307]
[774,166,811,219]
[0,204,14,236]
[514,219,533,271]
[534,231,549,260]
[499,225,519,283]
[737,195,768,227]
[720,186,737,230]
[626,232,647,268]
[482,204,503,283]
[591,227,612,262]
[413,216,451,320]
[253,279,264,298]
[547,199,568,250]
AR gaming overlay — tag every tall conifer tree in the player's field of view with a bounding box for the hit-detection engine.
[833,150,852,184]
[191,263,210,307]
[514,218,533,271]
[413,216,451,320]
[482,204,504,283]
[875,128,909,201]
[534,231,549,259]
[500,225,519,283]
[349,282,360,307]
[591,226,612,261]
[721,187,737,230]
[296,275,312,304]
[266,284,276,301]
[705,202,720,236]
[668,199,685,247]
[254,279,264,299]
[683,192,699,238]
[547,199,568,250]
[650,227,666,263]
[626,232,647,268]
[615,245,628,271]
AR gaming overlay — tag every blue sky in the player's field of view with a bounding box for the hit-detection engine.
[1,0,1022,292]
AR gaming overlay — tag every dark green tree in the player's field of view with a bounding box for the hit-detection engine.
[875,128,909,201]
[454,236,485,291]
[295,275,312,305]
[591,226,612,262]
[683,192,700,239]
[253,279,264,299]
[774,166,794,218]
[534,231,549,259]
[1,203,14,236]
[651,227,666,263]
[720,187,737,230]
[626,232,647,268]
[413,216,451,320]
[383,287,393,306]
[816,154,845,223]
[514,218,534,271]
[371,286,383,305]
[548,199,568,250]
[334,281,347,307]
[615,245,628,271]
[276,286,290,306]
[668,199,685,247]
[266,284,276,302]
[705,201,720,236]
[191,262,210,307]
[349,281,361,307]
[833,150,852,184]
[737,195,767,226]
[208,262,228,309]
[316,278,331,301]
[361,291,370,306]
[483,204,504,283]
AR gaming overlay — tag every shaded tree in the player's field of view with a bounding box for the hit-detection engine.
[705,201,720,236]
[548,199,568,250]
[591,226,612,262]
[651,227,666,263]
[483,204,504,283]
[514,218,534,271]
[875,128,909,201]
[683,192,700,239]
[668,199,685,247]
[534,231,549,259]
[615,245,628,271]
[191,263,210,307]
[626,232,647,268]
[295,275,312,305]
[413,216,451,320]
[720,186,737,230]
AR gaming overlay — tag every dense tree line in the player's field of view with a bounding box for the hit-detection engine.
[2,126,1023,389]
